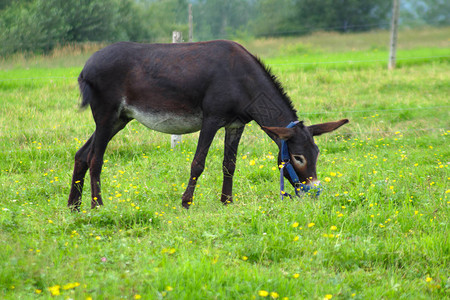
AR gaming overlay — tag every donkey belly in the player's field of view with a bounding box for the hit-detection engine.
[125,106,203,134]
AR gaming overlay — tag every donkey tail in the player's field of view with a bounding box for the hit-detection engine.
[78,72,94,109]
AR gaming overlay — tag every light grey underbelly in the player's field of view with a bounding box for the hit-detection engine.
[124,105,203,134]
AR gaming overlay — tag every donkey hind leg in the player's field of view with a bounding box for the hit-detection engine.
[88,120,129,209]
[221,126,245,205]
[68,134,94,210]
[68,118,128,210]
[181,118,223,209]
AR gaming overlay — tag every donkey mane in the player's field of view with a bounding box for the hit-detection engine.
[253,55,298,115]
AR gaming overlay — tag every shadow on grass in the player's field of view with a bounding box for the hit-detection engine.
[68,208,160,232]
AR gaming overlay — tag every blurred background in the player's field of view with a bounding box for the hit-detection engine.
[0,0,448,56]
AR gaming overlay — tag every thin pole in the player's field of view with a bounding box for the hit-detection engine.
[189,3,193,42]
[388,0,400,70]
[171,31,183,149]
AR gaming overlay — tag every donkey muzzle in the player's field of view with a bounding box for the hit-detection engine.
[296,181,322,197]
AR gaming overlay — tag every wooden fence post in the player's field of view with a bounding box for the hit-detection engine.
[388,0,400,70]
[171,31,183,149]
[189,3,193,42]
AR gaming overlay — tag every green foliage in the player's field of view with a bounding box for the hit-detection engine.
[1,0,449,55]
[0,0,66,54]
[193,0,255,40]
[292,0,392,32]
[0,0,154,55]
[401,0,450,26]
[140,0,189,42]
[251,0,391,37]
[251,0,297,37]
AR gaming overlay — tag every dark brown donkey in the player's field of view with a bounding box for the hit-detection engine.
[68,40,348,210]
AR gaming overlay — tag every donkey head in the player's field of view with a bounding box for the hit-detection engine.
[263,119,349,189]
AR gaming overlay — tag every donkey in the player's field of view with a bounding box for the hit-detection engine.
[68,40,348,210]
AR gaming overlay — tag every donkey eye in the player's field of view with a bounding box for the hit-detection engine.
[293,155,306,166]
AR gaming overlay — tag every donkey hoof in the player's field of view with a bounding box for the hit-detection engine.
[68,205,81,212]
[91,203,103,209]
[181,201,191,209]
[221,195,233,205]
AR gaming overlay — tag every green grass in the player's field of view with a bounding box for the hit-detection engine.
[0,28,449,299]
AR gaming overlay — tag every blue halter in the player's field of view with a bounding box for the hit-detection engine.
[279,121,321,200]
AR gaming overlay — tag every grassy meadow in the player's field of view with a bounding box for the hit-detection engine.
[0,28,449,299]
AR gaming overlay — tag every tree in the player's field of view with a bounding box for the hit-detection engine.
[401,0,450,27]
[290,0,392,34]
[193,0,255,40]
[0,0,148,55]
[1,0,447,55]
[0,1,68,54]
[251,0,297,37]
[139,0,189,42]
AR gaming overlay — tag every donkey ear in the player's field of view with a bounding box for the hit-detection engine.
[261,126,296,140]
[308,119,349,136]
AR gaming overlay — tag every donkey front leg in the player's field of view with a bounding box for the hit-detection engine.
[221,126,245,204]
[182,119,222,209]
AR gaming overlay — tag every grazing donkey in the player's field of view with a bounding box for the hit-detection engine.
[68,40,348,210]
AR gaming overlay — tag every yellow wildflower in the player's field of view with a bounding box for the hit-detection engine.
[62,282,80,290]
[270,291,279,299]
[48,285,60,296]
